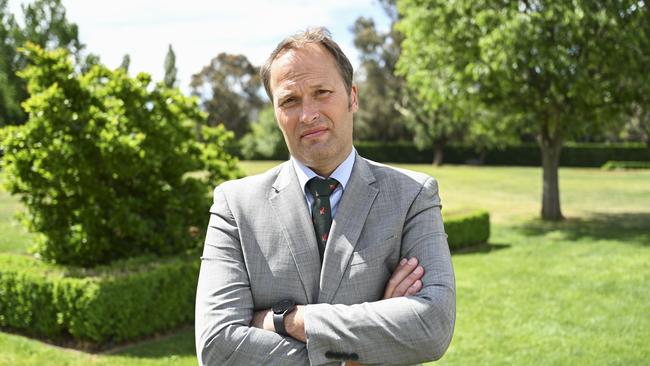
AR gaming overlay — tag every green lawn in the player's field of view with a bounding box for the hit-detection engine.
[0,172,35,254]
[1,162,649,365]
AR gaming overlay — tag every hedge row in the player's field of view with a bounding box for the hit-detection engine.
[0,210,486,344]
[444,210,491,251]
[239,141,650,167]
[357,142,650,167]
[601,160,650,170]
[0,253,199,344]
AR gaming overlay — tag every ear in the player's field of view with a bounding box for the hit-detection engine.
[349,83,359,113]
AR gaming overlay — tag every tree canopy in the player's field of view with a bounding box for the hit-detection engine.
[397,0,649,219]
[164,44,177,88]
[190,53,263,137]
[0,0,82,126]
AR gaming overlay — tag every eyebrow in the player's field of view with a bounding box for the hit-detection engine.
[276,82,333,102]
[276,92,295,103]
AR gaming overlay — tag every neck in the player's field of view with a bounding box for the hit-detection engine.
[305,146,353,178]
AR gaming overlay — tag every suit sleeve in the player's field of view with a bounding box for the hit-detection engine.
[303,177,456,366]
[195,186,311,366]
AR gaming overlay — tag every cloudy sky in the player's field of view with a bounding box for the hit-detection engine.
[9,0,390,93]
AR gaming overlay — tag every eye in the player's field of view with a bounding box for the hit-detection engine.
[317,89,331,96]
[280,97,296,107]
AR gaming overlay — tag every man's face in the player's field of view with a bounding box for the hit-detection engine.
[269,43,358,176]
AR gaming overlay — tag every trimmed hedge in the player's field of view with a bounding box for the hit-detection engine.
[601,160,650,170]
[444,210,490,250]
[355,142,650,167]
[0,210,488,344]
[232,140,650,167]
[0,253,199,344]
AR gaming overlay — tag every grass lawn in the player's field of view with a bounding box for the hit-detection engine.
[1,162,649,365]
[0,172,35,254]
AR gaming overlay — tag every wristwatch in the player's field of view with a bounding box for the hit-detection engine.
[272,299,296,336]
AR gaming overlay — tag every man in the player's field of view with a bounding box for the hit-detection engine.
[195,28,455,366]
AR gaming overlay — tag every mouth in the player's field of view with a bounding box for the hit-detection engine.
[301,128,328,139]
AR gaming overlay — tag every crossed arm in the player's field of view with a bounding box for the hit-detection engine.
[251,258,425,366]
[196,178,455,365]
[250,256,426,341]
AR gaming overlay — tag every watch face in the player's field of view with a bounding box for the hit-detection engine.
[273,299,294,314]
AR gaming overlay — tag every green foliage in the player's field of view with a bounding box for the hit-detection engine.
[601,161,650,170]
[119,54,130,72]
[351,14,412,142]
[0,252,199,343]
[353,141,650,166]
[396,0,639,138]
[17,0,83,58]
[0,0,83,126]
[0,44,240,267]
[190,53,263,137]
[353,0,515,162]
[396,0,649,218]
[0,0,26,126]
[444,210,490,250]
[239,105,288,159]
[164,44,177,88]
[355,141,430,163]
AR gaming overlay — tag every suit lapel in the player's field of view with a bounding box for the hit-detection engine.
[269,162,321,304]
[318,155,378,303]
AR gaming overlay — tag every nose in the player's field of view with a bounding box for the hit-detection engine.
[301,98,319,124]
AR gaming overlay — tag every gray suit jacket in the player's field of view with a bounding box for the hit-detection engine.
[195,154,455,366]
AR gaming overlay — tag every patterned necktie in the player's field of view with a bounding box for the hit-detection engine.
[306,177,339,263]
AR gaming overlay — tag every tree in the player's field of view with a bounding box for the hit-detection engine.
[190,53,264,137]
[240,105,287,159]
[0,0,23,125]
[0,0,83,126]
[397,0,645,220]
[351,15,412,142]
[119,53,130,72]
[79,52,100,73]
[628,109,650,148]
[0,44,241,267]
[15,0,83,64]
[164,44,177,88]
[353,0,510,165]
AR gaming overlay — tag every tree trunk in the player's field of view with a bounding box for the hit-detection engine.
[432,140,445,166]
[539,136,564,221]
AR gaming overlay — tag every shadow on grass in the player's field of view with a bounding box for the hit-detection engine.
[452,242,511,255]
[516,212,650,246]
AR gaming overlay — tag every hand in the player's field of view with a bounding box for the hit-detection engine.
[342,260,426,366]
[250,306,307,343]
[383,257,424,299]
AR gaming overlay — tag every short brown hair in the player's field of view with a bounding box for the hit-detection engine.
[260,27,354,102]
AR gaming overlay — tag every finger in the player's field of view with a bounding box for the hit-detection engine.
[385,257,418,298]
[383,257,418,298]
[405,279,423,296]
[392,265,424,297]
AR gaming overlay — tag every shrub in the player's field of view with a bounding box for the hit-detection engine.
[240,105,288,160]
[601,160,650,170]
[0,44,240,267]
[0,252,199,344]
[444,210,490,250]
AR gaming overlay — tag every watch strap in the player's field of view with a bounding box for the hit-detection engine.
[273,311,288,336]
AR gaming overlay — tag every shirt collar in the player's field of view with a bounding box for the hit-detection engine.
[291,147,356,193]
